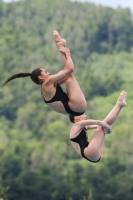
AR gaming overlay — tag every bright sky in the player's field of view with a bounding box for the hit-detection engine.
[3,0,133,12]
[72,0,133,11]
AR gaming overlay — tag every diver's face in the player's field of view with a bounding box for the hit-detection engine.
[40,69,50,79]
[74,114,87,122]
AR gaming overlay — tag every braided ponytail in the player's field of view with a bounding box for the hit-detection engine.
[1,68,42,88]
[1,72,31,88]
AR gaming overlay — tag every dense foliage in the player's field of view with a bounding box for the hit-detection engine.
[0,0,133,199]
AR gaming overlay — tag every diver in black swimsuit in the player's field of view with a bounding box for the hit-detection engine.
[43,84,84,116]
[1,31,87,116]
[70,91,127,163]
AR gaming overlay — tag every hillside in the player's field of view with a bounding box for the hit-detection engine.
[0,0,133,199]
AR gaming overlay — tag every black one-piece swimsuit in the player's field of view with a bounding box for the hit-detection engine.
[43,84,85,116]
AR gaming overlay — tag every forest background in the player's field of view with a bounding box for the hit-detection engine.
[0,0,133,199]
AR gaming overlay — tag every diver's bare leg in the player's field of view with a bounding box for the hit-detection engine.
[53,30,66,50]
[84,90,127,161]
[103,90,127,126]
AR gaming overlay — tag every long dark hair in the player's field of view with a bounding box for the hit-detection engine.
[1,68,42,88]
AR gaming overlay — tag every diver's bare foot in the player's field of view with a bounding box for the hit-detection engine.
[117,90,127,108]
[53,30,66,50]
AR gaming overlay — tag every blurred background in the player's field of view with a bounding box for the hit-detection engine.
[0,0,133,199]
